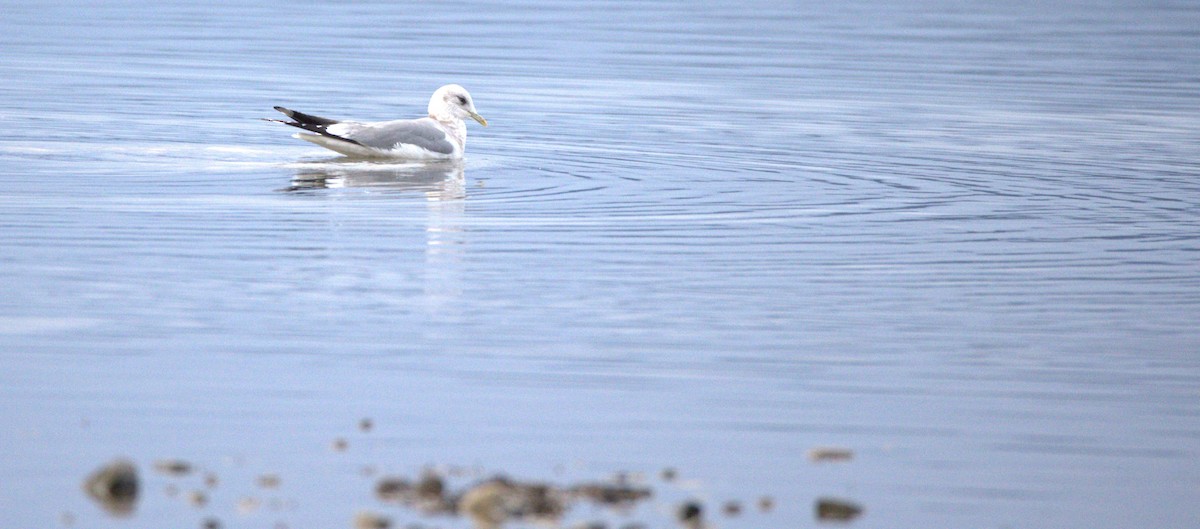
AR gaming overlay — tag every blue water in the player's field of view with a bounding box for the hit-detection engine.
[2,1,1199,528]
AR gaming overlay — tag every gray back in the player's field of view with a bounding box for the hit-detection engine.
[346,120,455,155]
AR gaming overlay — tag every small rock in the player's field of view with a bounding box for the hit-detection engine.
[202,517,222,529]
[204,472,220,489]
[807,447,854,463]
[757,495,775,512]
[188,490,208,507]
[359,418,374,432]
[815,497,863,522]
[722,500,742,517]
[83,459,139,516]
[236,496,261,514]
[570,483,652,506]
[459,480,510,528]
[354,511,392,529]
[376,473,452,514]
[332,438,348,452]
[154,459,194,476]
[676,500,703,527]
[258,474,281,489]
[660,467,678,482]
[517,482,565,518]
[376,477,412,502]
[415,471,444,500]
[459,477,567,527]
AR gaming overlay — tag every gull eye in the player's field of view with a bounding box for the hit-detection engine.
[456,95,468,105]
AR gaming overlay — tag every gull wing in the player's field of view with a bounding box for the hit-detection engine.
[331,118,456,155]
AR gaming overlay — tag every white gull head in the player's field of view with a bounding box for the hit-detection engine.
[428,84,487,127]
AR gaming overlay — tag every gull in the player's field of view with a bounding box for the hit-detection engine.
[267,84,487,160]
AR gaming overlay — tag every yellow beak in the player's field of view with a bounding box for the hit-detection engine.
[468,111,488,127]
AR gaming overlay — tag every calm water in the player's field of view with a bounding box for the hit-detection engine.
[2,0,1199,527]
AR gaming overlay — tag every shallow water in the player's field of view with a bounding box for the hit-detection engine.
[2,0,1199,527]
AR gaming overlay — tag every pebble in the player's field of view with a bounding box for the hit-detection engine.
[354,511,392,529]
[757,495,775,512]
[570,482,652,506]
[257,474,282,489]
[153,459,194,476]
[187,490,208,508]
[807,447,854,463]
[83,459,139,516]
[677,500,703,526]
[722,500,743,517]
[236,496,261,514]
[815,497,863,521]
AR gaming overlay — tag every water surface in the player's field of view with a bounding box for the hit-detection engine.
[2,1,1199,528]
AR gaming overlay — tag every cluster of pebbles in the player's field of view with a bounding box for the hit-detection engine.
[79,421,865,527]
[365,470,654,528]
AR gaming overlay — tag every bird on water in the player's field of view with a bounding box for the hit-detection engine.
[267,84,486,160]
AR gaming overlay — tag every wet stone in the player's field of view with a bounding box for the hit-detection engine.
[676,501,703,527]
[236,496,261,514]
[807,447,854,463]
[757,495,775,512]
[458,477,567,527]
[570,482,652,506]
[660,467,678,482]
[154,459,194,476]
[354,511,392,529]
[83,459,139,516]
[258,474,282,489]
[514,482,565,518]
[815,497,863,522]
[376,477,413,502]
[415,471,445,500]
[722,500,743,517]
[458,480,510,528]
[188,490,209,508]
[376,472,454,514]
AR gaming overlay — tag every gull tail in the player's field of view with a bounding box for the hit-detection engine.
[263,106,363,147]
[273,106,340,127]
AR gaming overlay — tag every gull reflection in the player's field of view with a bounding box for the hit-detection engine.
[281,159,465,200]
[278,159,468,314]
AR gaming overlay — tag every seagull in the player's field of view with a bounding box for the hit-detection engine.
[266,84,487,160]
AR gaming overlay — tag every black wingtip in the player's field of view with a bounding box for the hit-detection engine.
[273,106,294,117]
